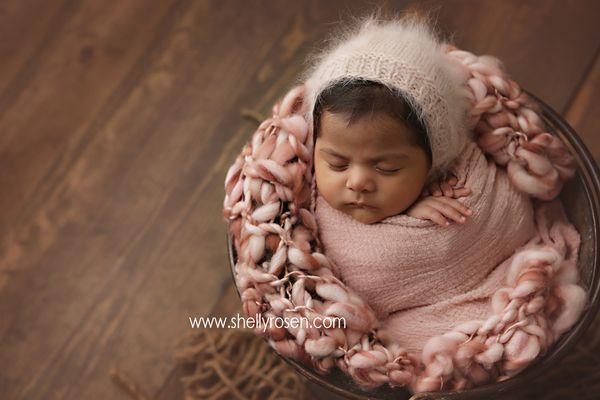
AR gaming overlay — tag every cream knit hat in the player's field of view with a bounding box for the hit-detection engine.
[299,14,473,182]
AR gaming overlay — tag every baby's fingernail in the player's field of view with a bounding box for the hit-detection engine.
[460,216,466,221]
[445,221,450,226]
[466,209,473,215]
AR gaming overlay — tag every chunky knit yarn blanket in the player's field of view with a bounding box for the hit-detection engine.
[222,46,588,393]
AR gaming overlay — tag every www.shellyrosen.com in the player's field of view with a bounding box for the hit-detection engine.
[188,313,346,332]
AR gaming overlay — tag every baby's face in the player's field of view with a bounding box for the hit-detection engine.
[314,110,430,224]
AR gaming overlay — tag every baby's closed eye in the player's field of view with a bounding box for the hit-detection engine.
[325,161,403,175]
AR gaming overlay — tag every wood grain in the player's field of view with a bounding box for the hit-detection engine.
[0,1,598,399]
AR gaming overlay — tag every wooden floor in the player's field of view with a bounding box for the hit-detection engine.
[0,1,599,399]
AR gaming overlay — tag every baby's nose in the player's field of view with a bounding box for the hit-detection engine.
[345,167,376,192]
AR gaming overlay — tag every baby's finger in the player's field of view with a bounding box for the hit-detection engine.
[453,187,472,198]
[446,175,458,186]
[436,196,472,216]
[440,181,454,197]
[431,202,466,223]
[425,207,451,227]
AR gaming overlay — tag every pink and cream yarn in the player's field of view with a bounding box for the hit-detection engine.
[447,44,577,200]
[222,45,586,393]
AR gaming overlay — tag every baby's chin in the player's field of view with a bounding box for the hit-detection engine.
[341,207,388,225]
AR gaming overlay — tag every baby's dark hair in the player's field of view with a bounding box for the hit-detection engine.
[312,79,432,167]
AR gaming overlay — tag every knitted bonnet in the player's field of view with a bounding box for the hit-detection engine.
[299,15,473,182]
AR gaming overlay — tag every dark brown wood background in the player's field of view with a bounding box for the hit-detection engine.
[0,0,598,399]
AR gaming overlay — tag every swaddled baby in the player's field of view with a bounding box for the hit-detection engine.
[311,78,537,354]
[299,15,566,356]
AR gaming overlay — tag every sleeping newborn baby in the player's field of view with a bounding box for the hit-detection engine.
[311,78,537,353]
[300,16,543,355]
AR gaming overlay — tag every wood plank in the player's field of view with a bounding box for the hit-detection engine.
[0,0,178,234]
[565,52,600,163]
[0,0,187,398]
[0,0,68,97]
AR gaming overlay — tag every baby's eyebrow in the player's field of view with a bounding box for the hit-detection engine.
[320,148,409,162]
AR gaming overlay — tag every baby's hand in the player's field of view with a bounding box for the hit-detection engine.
[421,174,471,199]
[406,196,473,227]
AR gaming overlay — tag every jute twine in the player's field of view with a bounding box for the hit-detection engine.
[109,327,307,400]
[174,327,307,400]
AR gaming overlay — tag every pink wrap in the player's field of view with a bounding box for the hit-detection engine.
[314,141,578,356]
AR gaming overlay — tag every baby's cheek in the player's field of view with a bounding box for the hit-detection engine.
[380,176,422,211]
[316,173,347,210]
[314,162,332,189]
[316,171,340,196]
